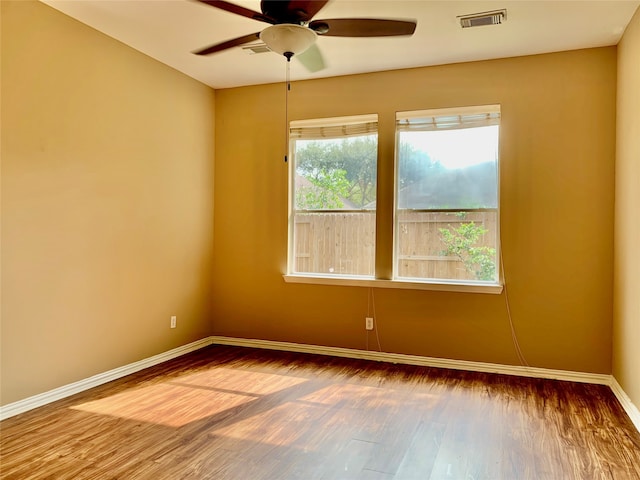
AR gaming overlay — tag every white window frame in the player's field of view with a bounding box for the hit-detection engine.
[287,114,378,279]
[283,107,503,294]
[393,105,502,287]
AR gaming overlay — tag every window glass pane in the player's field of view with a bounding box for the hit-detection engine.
[395,111,499,283]
[397,126,498,210]
[294,135,377,211]
[291,119,377,277]
[396,211,498,281]
[292,212,375,276]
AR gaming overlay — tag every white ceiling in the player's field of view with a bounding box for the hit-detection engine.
[41,0,639,89]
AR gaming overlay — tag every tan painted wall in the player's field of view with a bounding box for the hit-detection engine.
[0,1,621,408]
[213,48,617,374]
[1,1,215,405]
[614,7,640,409]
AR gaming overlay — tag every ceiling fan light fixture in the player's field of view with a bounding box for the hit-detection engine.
[259,24,317,57]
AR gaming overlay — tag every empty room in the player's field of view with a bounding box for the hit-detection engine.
[1,0,639,478]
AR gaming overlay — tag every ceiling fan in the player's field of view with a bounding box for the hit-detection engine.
[192,0,417,72]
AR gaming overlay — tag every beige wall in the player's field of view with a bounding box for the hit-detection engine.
[1,2,215,405]
[614,8,640,409]
[0,0,623,408]
[213,48,617,374]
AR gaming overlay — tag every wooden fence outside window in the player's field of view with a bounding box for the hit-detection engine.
[293,211,497,281]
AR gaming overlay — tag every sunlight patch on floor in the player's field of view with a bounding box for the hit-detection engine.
[71,368,308,427]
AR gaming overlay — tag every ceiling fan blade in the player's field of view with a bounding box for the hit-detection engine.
[193,32,261,55]
[260,0,329,23]
[289,0,330,22]
[309,18,417,37]
[296,43,326,72]
[197,0,275,24]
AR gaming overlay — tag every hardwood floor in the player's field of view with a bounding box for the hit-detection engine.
[1,345,639,479]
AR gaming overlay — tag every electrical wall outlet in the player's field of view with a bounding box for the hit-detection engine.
[365,317,374,331]
[170,315,177,329]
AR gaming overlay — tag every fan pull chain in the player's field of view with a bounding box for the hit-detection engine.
[284,57,291,163]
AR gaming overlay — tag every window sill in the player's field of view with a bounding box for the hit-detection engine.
[283,274,503,294]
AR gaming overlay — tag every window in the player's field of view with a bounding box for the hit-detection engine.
[289,115,378,277]
[285,106,501,292]
[395,105,500,284]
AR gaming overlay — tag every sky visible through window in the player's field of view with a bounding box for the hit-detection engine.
[401,125,499,169]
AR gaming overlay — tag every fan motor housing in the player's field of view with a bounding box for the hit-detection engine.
[261,0,309,24]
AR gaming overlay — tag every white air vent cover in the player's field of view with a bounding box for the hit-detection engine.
[241,43,271,54]
[458,9,507,28]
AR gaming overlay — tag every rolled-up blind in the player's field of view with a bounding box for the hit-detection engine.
[290,114,378,140]
[396,105,500,132]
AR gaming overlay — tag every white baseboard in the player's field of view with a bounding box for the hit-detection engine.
[0,337,212,421]
[610,377,640,432]
[209,336,611,384]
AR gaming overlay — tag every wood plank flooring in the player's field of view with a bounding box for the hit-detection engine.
[1,345,639,479]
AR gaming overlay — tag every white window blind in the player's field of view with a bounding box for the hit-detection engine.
[396,105,500,132]
[290,115,378,140]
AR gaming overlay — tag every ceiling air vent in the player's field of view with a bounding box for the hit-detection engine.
[458,9,506,28]
[241,43,271,55]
